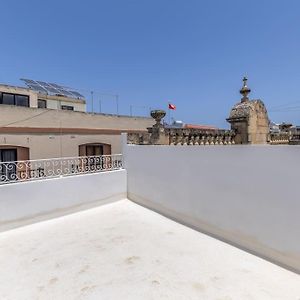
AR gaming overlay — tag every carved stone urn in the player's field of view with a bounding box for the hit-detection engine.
[150,109,166,128]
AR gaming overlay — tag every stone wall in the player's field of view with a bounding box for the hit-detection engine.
[128,128,236,146]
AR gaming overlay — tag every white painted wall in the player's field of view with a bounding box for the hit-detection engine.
[0,170,126,231]
[124,142,300,273]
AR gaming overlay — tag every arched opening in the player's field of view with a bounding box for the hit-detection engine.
[0,145,29,162]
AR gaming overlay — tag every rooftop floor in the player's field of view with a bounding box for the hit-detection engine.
[0,199,299,299]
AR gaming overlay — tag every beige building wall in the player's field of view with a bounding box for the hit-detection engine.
[0,105,154,160]
[0,105,154,130]
[37,94,86,112]
[0,85,38,107]
[44,99,60,110]
[0,84,86,112]
[0,134,123,159]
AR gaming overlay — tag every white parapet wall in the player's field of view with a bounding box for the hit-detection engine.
[124,142,300,273]
[0,170,127,232]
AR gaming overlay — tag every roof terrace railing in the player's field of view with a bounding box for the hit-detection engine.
[0,154,123,185]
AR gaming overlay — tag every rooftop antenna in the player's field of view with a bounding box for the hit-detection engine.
[116,94,119,115]
[91,91,94,113]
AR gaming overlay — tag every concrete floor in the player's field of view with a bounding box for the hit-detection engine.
[0,199,299,300]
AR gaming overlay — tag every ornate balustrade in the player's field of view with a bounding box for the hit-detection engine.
[127,128,236,145]
[289,134,300,145]
[166,128,235,145]
[127,132,151,145]
[0,154,123,185]
[269,133,290,145]
[127,109,236,146]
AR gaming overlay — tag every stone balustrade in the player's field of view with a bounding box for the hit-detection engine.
[289,134,300,145]
[269,133,290,145]
[167,128,235,145]
[127,128,236,146]
[127,109,237,146]
[127,132,151,145]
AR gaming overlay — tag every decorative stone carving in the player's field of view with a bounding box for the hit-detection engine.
[128,109,236,146]
[150,110,166,128]
[227,77,269,144]
[147,110,169,145]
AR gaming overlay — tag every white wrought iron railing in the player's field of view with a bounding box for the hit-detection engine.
[0,154,123,185]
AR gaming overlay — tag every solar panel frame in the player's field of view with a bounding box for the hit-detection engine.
[21,78,85,99]
[26,83,48,94]
[36,81,50,86]
[56,89,72,97]
[69,90,85,98]
[49,83,63,88]
[21,78,36,84]
[45,87,61,94]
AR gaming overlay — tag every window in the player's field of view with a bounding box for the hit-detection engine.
[38,99,47,108]
[15,95,29,107]
[2,93,15,105]
[0,93,29,107]
[61,105,74,111]
[0,149,17,162]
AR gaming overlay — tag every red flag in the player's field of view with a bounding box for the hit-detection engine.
[168,103,176,110]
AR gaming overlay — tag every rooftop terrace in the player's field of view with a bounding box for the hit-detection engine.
[1,199,299,300]
[1,143,300,299]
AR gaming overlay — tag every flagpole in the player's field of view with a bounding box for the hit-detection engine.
[168,102,171,125]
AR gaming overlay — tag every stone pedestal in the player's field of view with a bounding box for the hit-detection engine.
[147,110,169,145]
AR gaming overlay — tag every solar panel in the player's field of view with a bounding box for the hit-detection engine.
[20,78,85,99]
[69,90,84,98]
[37,81,49,86]
[22,79,36,84]
[47,82,85,98]
[57,89,73,97]
[48,83,62,88]
[28,84,48,94]
[44,87,60,94]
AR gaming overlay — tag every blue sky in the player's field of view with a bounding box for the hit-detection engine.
[1,0,300,127]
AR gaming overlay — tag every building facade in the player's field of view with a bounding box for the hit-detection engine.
[0,83,154,162]
[0,84,86,112]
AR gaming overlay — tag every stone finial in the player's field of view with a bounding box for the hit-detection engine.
[240,76,251,103]
[148,109,169,144]
[150,110,166,128]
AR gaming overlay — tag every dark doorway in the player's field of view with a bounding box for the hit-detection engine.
[86,144,104,156]
[79,143,111,157]
[0,149,17,181]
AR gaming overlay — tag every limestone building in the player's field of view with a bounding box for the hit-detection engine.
[0,81,154,162]
[227,77,269,144]
[0,81,86,112]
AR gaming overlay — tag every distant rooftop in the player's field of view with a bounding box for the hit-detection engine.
[165,120,218,130]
